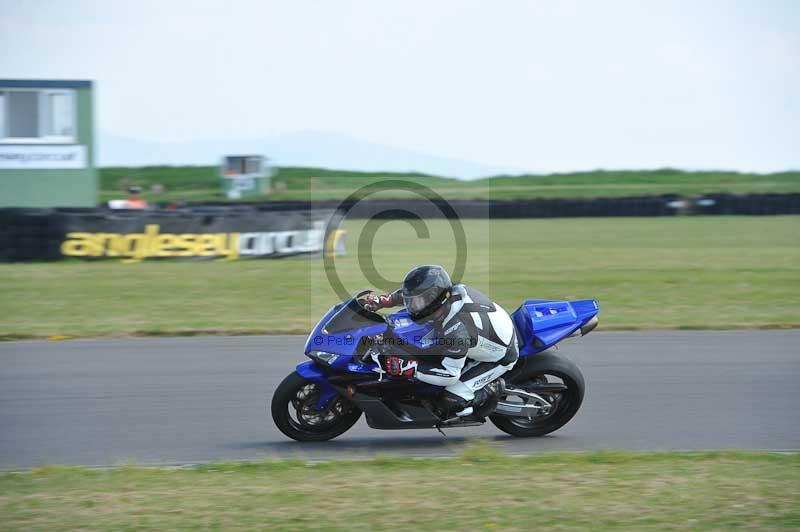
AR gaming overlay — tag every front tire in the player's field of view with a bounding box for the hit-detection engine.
[490,351,585,437]
[271,372,362,442]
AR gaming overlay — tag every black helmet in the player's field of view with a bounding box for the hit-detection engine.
[401,265,452,322]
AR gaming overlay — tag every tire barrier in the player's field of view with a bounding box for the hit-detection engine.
[689,194,800,215]
[197,195,681,219]
[233,194,799,218]
[0,207,340,262]
[0,209,67,261]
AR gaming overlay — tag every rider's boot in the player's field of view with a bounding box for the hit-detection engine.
[453,378,506,419]
[470,378,505,419]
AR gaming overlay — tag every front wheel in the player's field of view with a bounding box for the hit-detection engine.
[490,351,585,437]
[271,372,362,441]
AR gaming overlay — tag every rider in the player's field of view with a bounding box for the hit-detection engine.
[359,265,518,418]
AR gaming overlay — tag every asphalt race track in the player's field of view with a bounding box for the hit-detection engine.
[1,330,798,468]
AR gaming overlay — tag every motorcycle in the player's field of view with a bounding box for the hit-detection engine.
[271,294,599,441]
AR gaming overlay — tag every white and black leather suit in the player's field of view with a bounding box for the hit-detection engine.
[390,284,519,410]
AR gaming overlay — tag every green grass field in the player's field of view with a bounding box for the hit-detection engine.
[1,216,798,339]
[1,447,798,530]
[99,166,800,203]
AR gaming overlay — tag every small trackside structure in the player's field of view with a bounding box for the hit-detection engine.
[221,155,270,199]
[0,79,97,207]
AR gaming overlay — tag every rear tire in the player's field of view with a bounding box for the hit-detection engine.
[271,372,362,442]
[490,351,585,437]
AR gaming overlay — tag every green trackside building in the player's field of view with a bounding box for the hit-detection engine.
[0,79,96,207]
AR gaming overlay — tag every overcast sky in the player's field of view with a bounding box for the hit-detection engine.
[1,0,798,173]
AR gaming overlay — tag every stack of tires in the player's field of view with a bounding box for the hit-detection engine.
[0,209,65,261]
[693,194,800,215]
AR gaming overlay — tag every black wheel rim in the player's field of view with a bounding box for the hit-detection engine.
[286,383,352,433]
[506,372,577,429]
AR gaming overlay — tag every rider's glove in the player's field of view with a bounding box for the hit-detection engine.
[359,292,395,312]
[382,354,418,377]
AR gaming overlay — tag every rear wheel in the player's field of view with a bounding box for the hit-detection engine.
[490,351,585,437]
[271,372,362,442]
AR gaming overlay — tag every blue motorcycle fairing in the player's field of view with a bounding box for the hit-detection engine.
[512,299,600,356]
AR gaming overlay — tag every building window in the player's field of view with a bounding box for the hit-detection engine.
[0,89,76,143]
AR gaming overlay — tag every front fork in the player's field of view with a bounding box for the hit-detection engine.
[295,361,340,410]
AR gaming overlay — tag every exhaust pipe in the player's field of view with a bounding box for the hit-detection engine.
[580,316,599,335]
[567,316,599,339]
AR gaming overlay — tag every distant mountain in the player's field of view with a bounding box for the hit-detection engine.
[98,131,521,179]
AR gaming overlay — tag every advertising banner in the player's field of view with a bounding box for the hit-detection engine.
[0,145,87,169]
[0,208,343,262]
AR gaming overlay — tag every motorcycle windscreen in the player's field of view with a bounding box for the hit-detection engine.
[324,297,386,334]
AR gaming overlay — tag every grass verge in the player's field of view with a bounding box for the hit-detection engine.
[1,216,798,338]
[1,445,798,530]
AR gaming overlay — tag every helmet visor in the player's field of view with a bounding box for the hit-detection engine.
[402,286,442,314]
